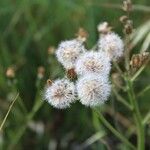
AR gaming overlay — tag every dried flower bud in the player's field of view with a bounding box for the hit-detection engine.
[76,28,88,42]
[37,66,45,79]
[97,22,112,34]
[119,16,128,24]
[66,68,77,79]
[48,46,55,55]
[130,55,141,68]
[123,20,133,34]
[130,52,150,69]
[122,0,132,12]
[47,79,53,86]
[6,67,15,78]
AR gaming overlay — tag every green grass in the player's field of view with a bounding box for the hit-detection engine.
[0,0,150,149]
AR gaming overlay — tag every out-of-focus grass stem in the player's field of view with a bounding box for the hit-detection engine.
[112,88,133,110]
[9,91,44,148]
[0,93,19,132]
[95,109,136,150]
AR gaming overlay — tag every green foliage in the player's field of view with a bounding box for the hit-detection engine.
[0,0,150,149]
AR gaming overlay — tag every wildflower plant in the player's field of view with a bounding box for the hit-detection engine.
[45,29,113,108]
[1,0,149,149]
[44,1,150,150]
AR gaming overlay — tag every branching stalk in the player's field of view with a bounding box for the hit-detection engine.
[126,79,145,150]
[143,111,150,125]
[112,88,133,110]
[95,109,136,150]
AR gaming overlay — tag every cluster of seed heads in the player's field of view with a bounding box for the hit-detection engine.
[44,22,124,109]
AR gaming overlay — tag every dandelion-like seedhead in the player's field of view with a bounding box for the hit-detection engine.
[75,51,111,76]
[45,79,76,109]
[76,74,111,107]
[98,32,124,60]
[56,39,86,69]
[44,24,126,109]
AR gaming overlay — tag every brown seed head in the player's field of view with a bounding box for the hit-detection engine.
[130,52,150,69]
[66,68,77,79]
[47,79,53,86]
[123,20,133,34]
[119,16,128,24]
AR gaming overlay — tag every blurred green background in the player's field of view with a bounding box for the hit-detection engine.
[0,0,150,149]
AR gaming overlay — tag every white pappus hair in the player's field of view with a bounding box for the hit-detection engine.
[76,74,111,107]
[75,51,111,76]
[98,32,124,60]
[56,39,86,69]
[45,79,76,109]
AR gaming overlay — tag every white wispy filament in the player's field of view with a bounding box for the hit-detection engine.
[45,79,76,109]
[76,74,111,107]
[98,32,124,60]
[75,51,111,76]
[56,39,85,69]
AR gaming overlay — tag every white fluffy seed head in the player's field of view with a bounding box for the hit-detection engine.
[56,39,85,69]
[75,51,111,76]
[98,32,124,60]
[45,79,76,109]
[77,74,111,107]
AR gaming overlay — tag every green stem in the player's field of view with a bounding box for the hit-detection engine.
[112,88,133,110]
[9,93,44,148]
[124,35,130,72]
[126,80,145,150]
[81,131,105,149]
[95,110,136,150]
[0,93,19,132]
[137,85,150,97]
[137,85,150,98]
[131,65,146,82]
[143,110,150,125]
[113,61,124,76]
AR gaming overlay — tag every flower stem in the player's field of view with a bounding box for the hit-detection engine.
[131,65,146,82]
[95,109,136,150]
[143,110,150,125]
[126,80,145,150]
[0,93,19,132]
[112,88,133,110]
[9,92,44,148]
